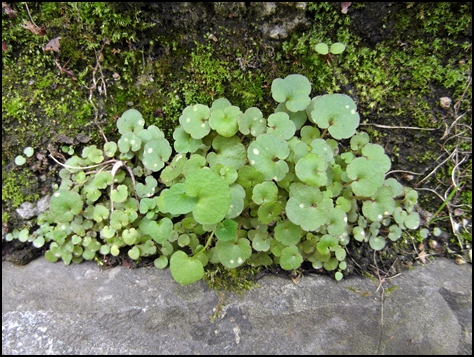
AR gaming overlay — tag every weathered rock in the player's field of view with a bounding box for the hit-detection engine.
[2,257,471,354]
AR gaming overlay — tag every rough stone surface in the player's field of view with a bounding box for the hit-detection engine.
[15,202,38,220]
[2,257,471,355]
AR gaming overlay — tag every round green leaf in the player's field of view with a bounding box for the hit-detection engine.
[247,133,289,181]
[309,94,360,140]
[179,104,211,139]
[111,185,128,203]
[173,127,201,153]
[14,155,26,166]
[330,42,346,54]
[295,153,328,187]
[23,147,34,157]
[152,255,167,269]
[49,190,84,222]
[215,238,252,268]
[274,221,303,246]
[117,109,145,134]
[286,185,333,231]
[215,218,238,241]
[160,183,197,215]
[271,74,312,112]
[128,246,141,260]
[142,139,172,172]
[185,169,231,225]
[104,141,118,157]
[252,181,278,205]
[347,157,385,197]
[315,42,329,55]
[280,246,303,270]
[207,135,247,170]
[238,107,266,136]
[170,250,204,285]
[209,105,242,137]
[369,236,386,250]
[266,112,296,140]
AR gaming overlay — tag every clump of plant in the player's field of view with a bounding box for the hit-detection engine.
[6,74,421,285]
[315,42,346,66]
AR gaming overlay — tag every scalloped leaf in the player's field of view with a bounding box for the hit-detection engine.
[247,133,290,181]
[209,105,242,137]
[215,238,252,268]
[117,109,145,134]
[271,74,312,112]
[142,138,172,172]
[49,190,83,222]
[238,107,267,136]
[179,104,211,139]
[309,94,360,140]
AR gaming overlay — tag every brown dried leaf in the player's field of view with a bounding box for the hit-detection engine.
[21,20,46,36]
[341,2,352,14]
[2,41,8,52]
[417,250,427,264]
[43,36,62,53]
[2,2,16,18]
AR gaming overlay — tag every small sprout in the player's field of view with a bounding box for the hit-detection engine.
[23,147,34,157]
[14,155,26,165]
[330,42,346,54]
[315,43,329,55]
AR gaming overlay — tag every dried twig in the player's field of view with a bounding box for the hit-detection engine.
[88,40,110,142]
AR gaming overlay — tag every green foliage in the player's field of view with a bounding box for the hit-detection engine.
[7,74,422,285]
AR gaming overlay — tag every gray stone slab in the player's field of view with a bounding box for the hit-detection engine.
[2,257,471,355]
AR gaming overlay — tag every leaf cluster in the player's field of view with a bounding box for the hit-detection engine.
[6,74,421,285]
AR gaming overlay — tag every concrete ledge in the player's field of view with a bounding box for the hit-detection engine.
[2,257,471,354]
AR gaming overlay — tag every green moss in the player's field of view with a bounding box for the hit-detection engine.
[2,170,40,209]
[203,264,261,293]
